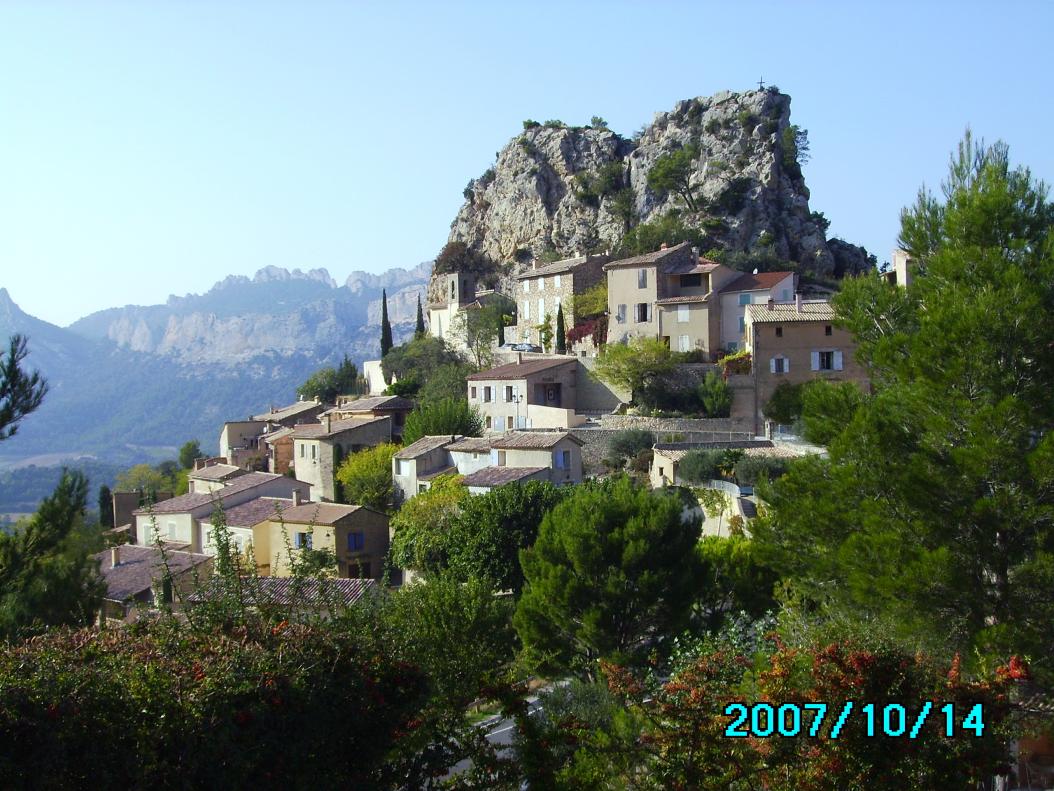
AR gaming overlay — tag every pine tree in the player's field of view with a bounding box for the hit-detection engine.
[415,294,426,337]
[380,289,394,357]
[555,304,566,354]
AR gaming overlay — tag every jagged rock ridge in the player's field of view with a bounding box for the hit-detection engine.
[449,88,873,281]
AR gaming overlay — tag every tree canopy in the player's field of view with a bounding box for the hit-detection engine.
[591,336,676,400]
[178,439,203,470]
[335,443,400,513]
[297,355,366,403]
[0,334,48,442]
[646,144,701,211]
[402,398,482,446]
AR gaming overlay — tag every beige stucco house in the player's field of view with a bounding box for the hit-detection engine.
[291,414,393,502]
[604,242,739,355]
[327,395,415,441]
[252,399,325,428]
[251,502,389,581]
[391,430,585,503]
[132,472,310,553]
[219,420,268,469]
[513,253,608,348]
[717,271,796,352]
[743,299,870,433]
[466,357,585,433]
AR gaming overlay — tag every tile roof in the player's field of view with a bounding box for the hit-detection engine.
[291,415,389,439]
[653,440,776,462]
[514,254,606,280]
[133,472,294,515]
[655,294,710,305]
[603,241,693,270]
[261,426,294,443]
[662,256,722,276]
[394,435,459,460]
[337,395,415,412]
[490,431,583,449]
[252,400,322,422]
[263,502,380,526]
[220,497,296,528]
[188,464,247,482]
[719,271,795,293]
[460,466,548,488]
[189,577,376,607]
[446,436,495,452]
[466,357,575,381]
[417,465,458,481]
[746,301,836,323]
[96,545,211,603]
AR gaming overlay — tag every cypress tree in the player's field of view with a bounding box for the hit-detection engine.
[497,308,505,346]
[415,293,426,337]
[380,289,394,357]
[98,484,114,530]
[555,303,566,354]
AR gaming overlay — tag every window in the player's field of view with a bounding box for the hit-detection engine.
[537,298,545,319]
[348,532,365,551]
[554,449,571,469]
[418,483,427,494]
[554,274,561,289]
[825,325,833,336]
[450,281,455,300]
[485,416,492,429]
[311,445,317,460]
[638,268,648,288]
[635,302,650,323]
[813,351,835,371]
[616,304,626,323]
[781,289,790,301]
[523,280,529,293]
[679,273,701,288]
[775,326,783,337]
[677,304,689,323]
[295,532,312,550]
[470,386,477,399]
[483,386,492,402]
[678,335,690,352]
[739,293,751,306]
[522,300,530,321]
[299,444,305,458]
[771,356,787,374]
[659,466,665,478]
[504,385,514,402]
[395,459,408,476]
[497,450,507,466]
[506,416,514,429]
[167,521,177,538]
[738,316,745,333]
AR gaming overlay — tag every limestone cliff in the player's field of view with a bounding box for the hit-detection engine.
[448,88,872,282]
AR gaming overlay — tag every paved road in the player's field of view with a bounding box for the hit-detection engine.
[447,696,544,777]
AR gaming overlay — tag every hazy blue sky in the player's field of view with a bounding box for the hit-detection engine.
[2,1,1051,326]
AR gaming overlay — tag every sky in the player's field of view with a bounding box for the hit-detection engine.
[1,1,1052,327]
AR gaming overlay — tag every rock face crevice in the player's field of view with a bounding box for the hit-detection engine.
[447,88,873,288]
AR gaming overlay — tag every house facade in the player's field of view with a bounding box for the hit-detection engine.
[466,357,584,433]
[187,462,249,494]
[328,395,415,441]
[252,400,325,428]
[132,472,310,553]
[427,271,478,345]
[604,242,739,354]
[291,414,392,502]
[219,420,268,469]
[513,254,608,347]
[744,300,870,432]
[251,502,389,581]
[717,271,796,352]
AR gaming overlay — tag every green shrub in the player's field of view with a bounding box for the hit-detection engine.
[763,381,804,425]
[733,454,790,486]
[704,118,721,134]
[676,449,725,484]
[698,371,732,417]
[608,429,656,463]
[402,398,483,445]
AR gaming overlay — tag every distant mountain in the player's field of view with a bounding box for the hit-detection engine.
[0,263,430,467]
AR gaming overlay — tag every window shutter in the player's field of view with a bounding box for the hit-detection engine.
[834,351,844,371]
[770,357,777,374]
[784,357,790,373]
[810,351,820,371]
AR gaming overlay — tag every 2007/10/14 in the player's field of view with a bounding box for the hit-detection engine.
[723,701,986,739]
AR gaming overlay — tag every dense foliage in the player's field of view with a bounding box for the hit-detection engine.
[592,336,676,400]
[334,442,399,513]
[402,398,483,445]
[380,335,463,396]
[296,355,367,403]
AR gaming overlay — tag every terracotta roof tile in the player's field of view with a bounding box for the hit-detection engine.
[189,577,376,607]
[746,301,836,323]
[466,358,575,381]
[394,435,459,460]
[252,401,322,422]
[336,395,415,412]
[602,241,692,270]
[133,472,294,515]
[95,545,211,603]
[264,502,380,526]
[460,466,548,488]
[291,415,390,439]
[188,464,248,482]
[720,271,795,293]
[220,497,296,528]
[446,437,495,452]
[490,431,582,449]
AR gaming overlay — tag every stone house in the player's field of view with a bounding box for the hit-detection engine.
[717,271,797,352]
[262,426,295,474]
[466,357,584,433]
[604,242,740,355]
[252,399,325,428]
[95,544,213,622]
[327,394,416,442]
[427,271,477,346]
[391,431,584,503]
[292,414,393,502]
[132,472,310,553]
[219,420,268,469]
[187,462,249,494]
[744,299,870,433]
[513,254,609,349]
[251,502,389,581]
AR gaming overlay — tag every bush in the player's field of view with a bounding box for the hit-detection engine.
[630,448,653,473]
[697,371,732,417]
[402,398,483,445]
[763,381,804,425]
[676,450,725,484]
[733,454,790,486]
[335,443,400,513]
[608,429,656,464]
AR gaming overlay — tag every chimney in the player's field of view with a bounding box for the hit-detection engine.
[323,414,332,434]
[292,489,301,506]
[795,293,802,313]
[767,298,774,311]
[111,546,120,567]
[659,242,668,250]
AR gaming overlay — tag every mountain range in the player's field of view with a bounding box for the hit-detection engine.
[0,263,429,469]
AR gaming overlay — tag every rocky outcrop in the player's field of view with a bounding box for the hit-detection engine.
[448,88,873,282]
